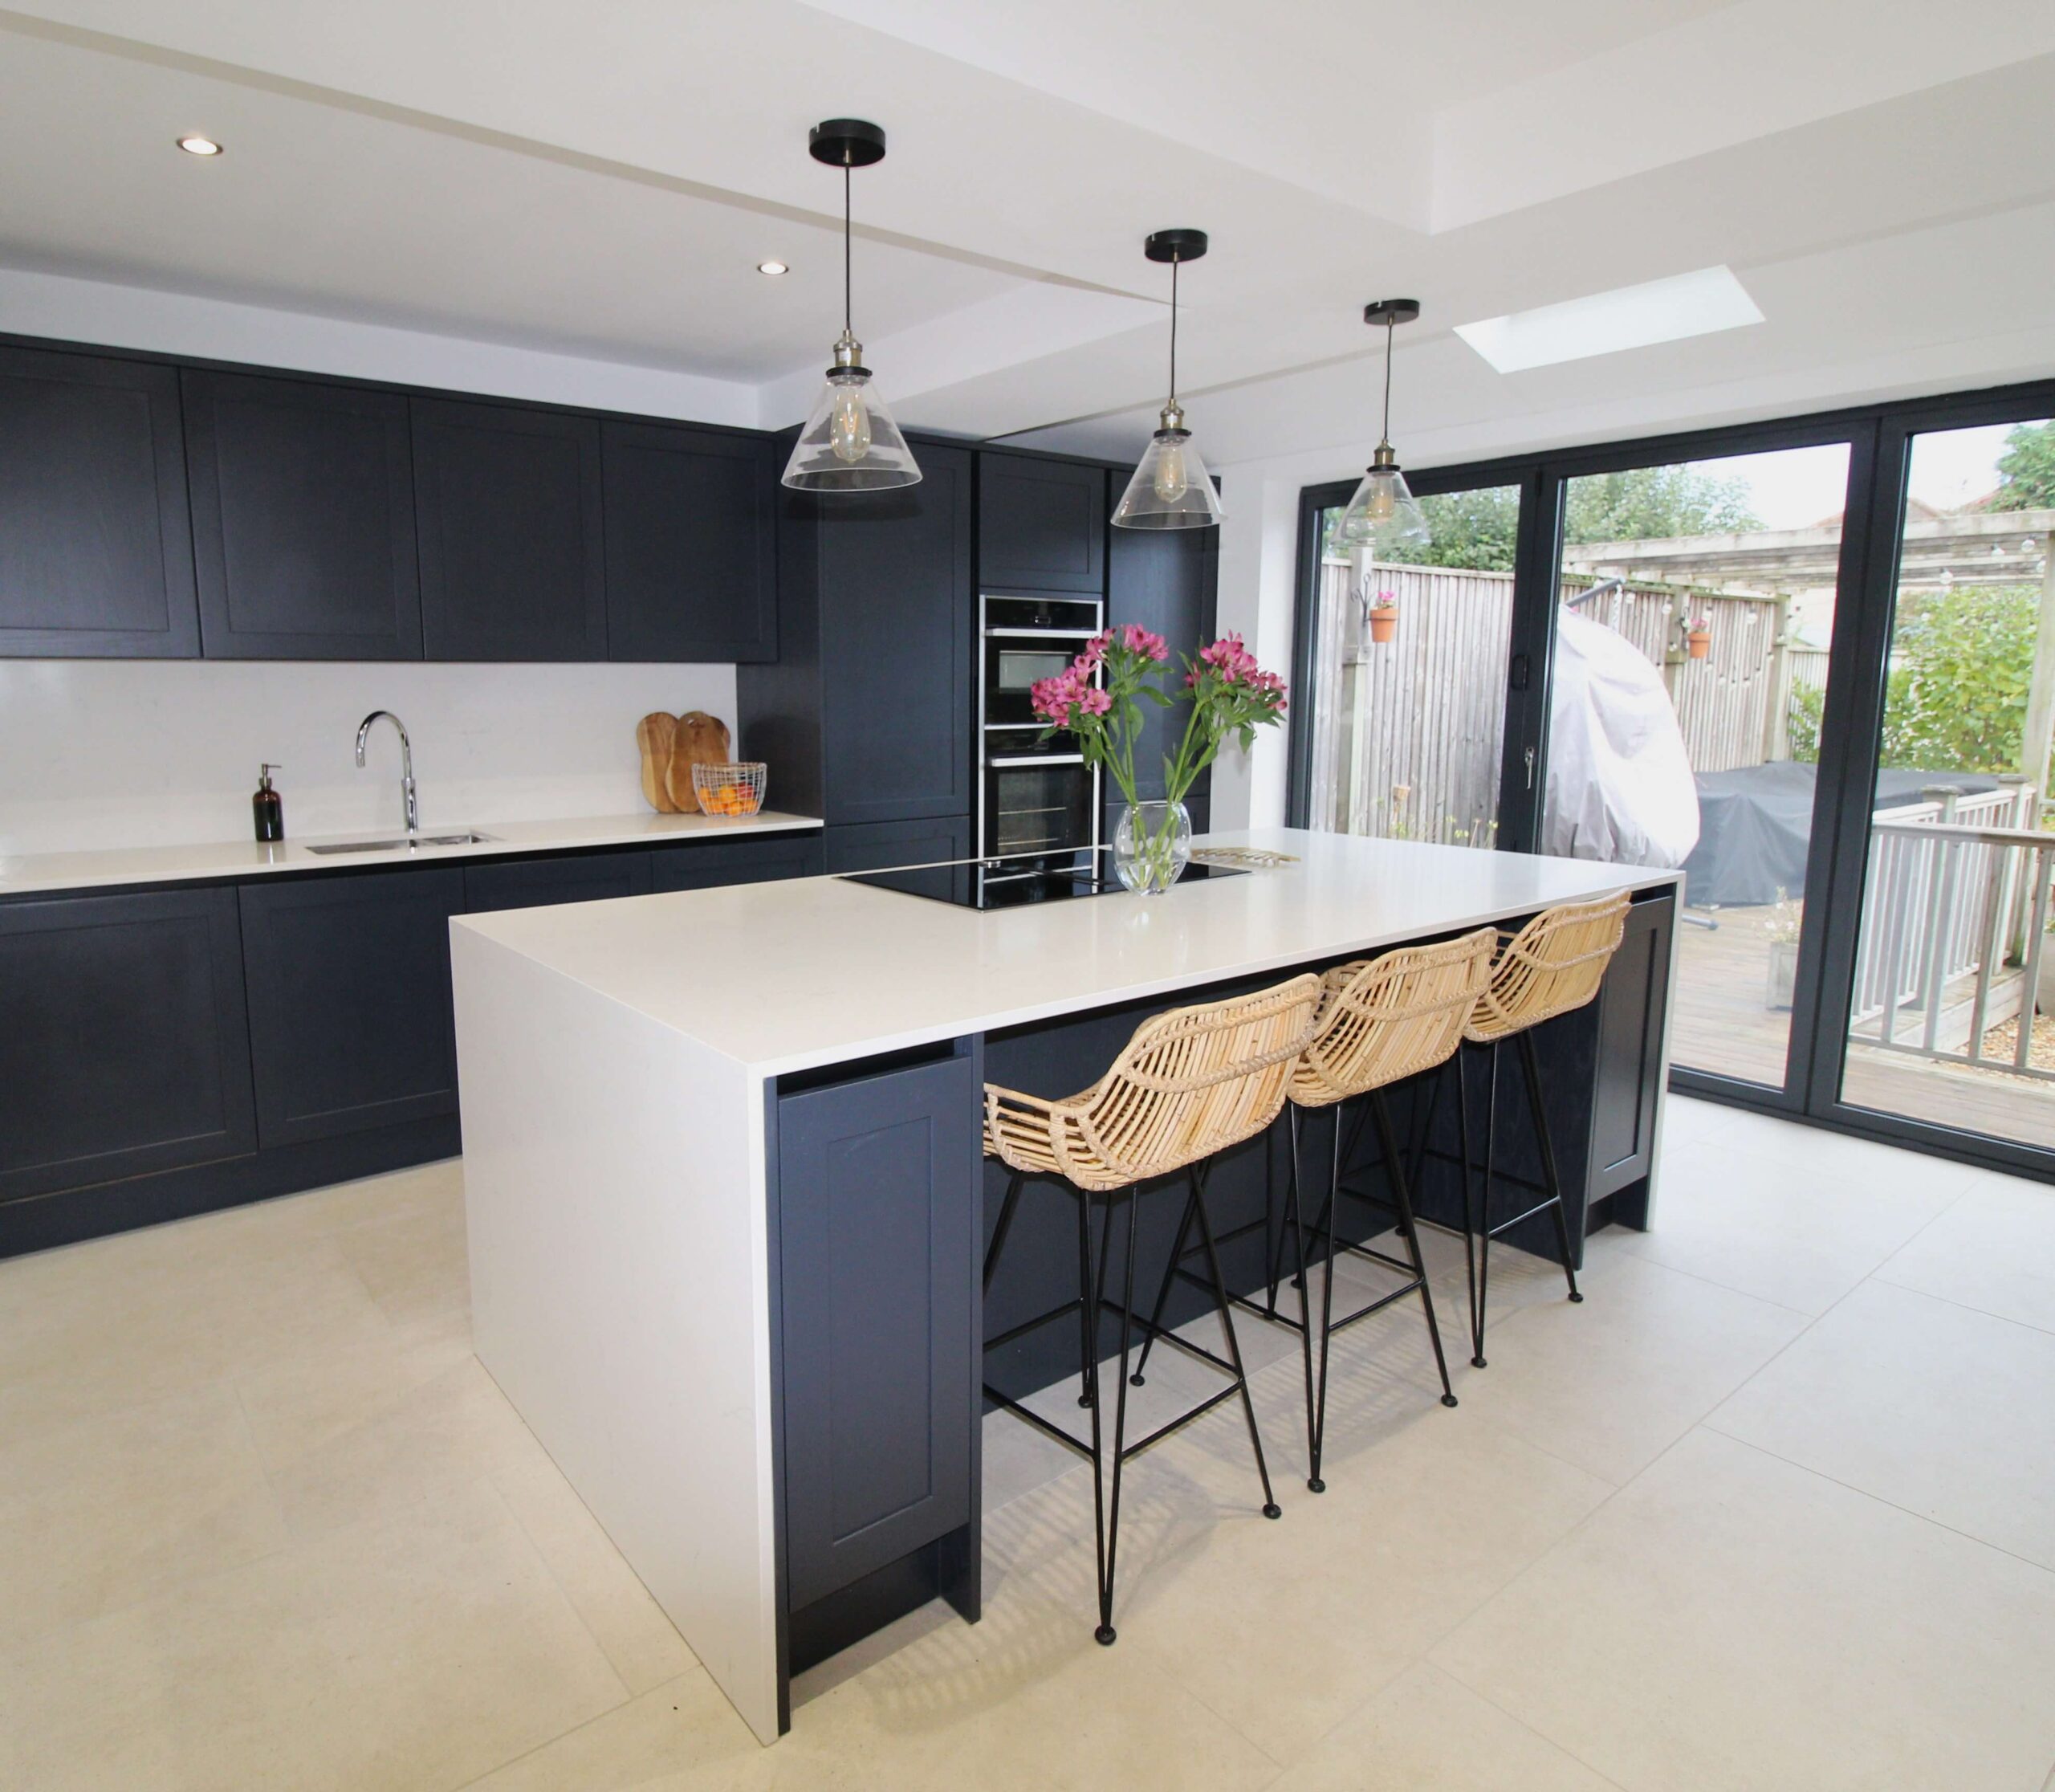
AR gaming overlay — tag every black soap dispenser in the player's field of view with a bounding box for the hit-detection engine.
[253,764,285,843]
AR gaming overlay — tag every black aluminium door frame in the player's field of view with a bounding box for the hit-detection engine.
[1285,375,2055,1178]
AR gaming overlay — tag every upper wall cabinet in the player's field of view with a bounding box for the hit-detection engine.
[413,398,607,662]
[603,421,777,663]
[183,369,421,660]
[0,347,199,658]
[978,453,1105,595]
[1107,520,1219,804]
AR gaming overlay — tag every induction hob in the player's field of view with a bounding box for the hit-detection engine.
[838,846,1247,912]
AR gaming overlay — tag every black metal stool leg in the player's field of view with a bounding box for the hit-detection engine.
[1475,1041,1498,1368]
[984,1172,1023,1294]
[1369,1089,1459,1408]
[1080,1195,1115,1407]
[1285,1110,1320,1480]
[1455,1049,1480,1362]
[1516,1028,1583,1303]
[1305,1105,1344,1492]
[1095,1189,1141,1644]
[1188,1162,1283,1521]
[1127,1184,1198,1388]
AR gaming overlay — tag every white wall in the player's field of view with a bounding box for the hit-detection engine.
[0,658,738,855]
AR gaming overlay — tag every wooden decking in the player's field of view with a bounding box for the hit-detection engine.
[1674,901,2055,1150]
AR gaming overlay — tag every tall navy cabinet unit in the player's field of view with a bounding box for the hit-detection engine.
[0,346,199,658]
[977,452,1105,595]
[740,442,975,857]
[1106,515,1219,833]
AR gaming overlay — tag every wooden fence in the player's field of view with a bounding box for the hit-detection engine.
[1307,557,1828,841]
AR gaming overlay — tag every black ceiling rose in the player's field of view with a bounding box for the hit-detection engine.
[1145,228,1209,264]
[1362,298,1421,328]
[808,119,887,168]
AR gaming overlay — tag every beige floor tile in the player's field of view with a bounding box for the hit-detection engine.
[0,1378,287,1650]
[1624,1136,1963,1313]
[0,1479,626,1792]
[1874,1174,2055,1334]
[1709,1278,2055,1569]
[1720,1114,1990,1206]
[263,1354,553,1539]
[493,1448,700,1696]
[1431,1428,2055,1792]
[1286,1660,1623,1791]
[1442,1251,1809,1485]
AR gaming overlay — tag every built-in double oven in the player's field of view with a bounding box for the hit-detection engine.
[979,594,1102,862]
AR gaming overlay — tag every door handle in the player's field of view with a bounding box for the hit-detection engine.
[1524,746,1536,790]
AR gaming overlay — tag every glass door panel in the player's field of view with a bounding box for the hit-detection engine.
[1838,417,2055,1148]
[1549,444,1852,1091]
[1303,484,1519,845]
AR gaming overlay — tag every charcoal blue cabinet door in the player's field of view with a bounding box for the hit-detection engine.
[823,815,971,874]
[239,869,464,1147]
[464,851,653,913]
[183,369,421,660]
[648,833,824,893]
[1589,890,1675,1201]
[776,1049,979,1608]
[0,346,199,658]
[820,445,974,826]
[979,452,1105,594]
[413,398,607,662]
[0,888,254,1203]
[604,422,777,663]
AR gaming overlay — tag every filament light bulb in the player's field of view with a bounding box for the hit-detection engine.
[828,377,873,465]
[1152,437,1190,503]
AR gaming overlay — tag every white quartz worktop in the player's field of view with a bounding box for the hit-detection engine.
[453,827,1679,1077]
[0,809,823,897]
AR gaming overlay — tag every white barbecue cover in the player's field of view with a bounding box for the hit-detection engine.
[1542,609,1700,869]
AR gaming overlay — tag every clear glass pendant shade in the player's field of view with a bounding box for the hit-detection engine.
[1113,425,1224,531]
[1335,456,1429,552]
[782,365,922,491]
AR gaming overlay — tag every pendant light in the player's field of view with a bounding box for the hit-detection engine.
[781,119,922,492]
[1336,299,1429,552]
[1112,229,1223,531]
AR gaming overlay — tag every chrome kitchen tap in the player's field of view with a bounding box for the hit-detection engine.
[355,711,418,834]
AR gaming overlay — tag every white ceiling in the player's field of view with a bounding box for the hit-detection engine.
[0,0,2050,476]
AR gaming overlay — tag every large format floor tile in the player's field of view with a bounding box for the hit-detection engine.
[1874,1173,2055,1334]
[1709,1277,2055,1569]
[1431,1428,2055,1792]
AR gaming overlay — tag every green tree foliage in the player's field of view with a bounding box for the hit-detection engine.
[1877,584,2037,776]
[1989,420,2055,511]
[1322,462,1761,572]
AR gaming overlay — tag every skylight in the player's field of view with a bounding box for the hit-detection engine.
[1455,267,1764,374]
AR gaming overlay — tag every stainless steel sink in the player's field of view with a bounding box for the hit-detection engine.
[304,831,498,856]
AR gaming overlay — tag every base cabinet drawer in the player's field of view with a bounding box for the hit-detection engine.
[239,869,465,1148]
[649,833,824,893]
[465,851,652,913]
[0,888,254,1203]
[824,816,971,874]
[775,1047,979,1610]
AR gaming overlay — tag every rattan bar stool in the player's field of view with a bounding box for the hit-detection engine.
[1278,931,1494,1490]
[1453,891,1631,1368]
[981,973,1320,1645]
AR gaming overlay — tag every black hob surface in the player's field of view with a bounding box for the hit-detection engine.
[838,848,1246,912]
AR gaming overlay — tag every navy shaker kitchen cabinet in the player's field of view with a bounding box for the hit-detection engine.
[823,815,973,874]
[464,850,653,913]
[238,868,466,1148]
[1105,518,1219,820]
[182,369,422,660]
[978,452,1105,595]
[648,833,824,893]
[0,345,200,658]
[0,888,255,1207]
[603,421,778,663]
[741,443,973,829]
[1587,888,1676,1220]
[413,397,607,662]
[775,1045,980,1649]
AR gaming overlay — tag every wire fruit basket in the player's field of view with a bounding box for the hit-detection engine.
[692,761,767,817]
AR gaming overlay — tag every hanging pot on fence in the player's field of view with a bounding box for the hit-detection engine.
[1686,625,1711,659]
[1369,605,1398,644]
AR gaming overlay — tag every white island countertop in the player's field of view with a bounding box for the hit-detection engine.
[454,826,1679,1077]
[0,808,823,898]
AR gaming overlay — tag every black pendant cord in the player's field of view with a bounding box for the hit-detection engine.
[843,161,853,336]
[1167,254,1180,409]
[1382,314,1394,445]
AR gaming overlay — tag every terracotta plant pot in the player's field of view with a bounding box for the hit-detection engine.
[1687,627,1711,659]
[1368,608,1398,644]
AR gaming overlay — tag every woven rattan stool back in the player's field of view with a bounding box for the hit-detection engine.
[984,974,1320,1193]
[1466,892,1630,1043]
[1290,927,1497,1110]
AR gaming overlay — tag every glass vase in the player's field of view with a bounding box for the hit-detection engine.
[1113,800,1193,894]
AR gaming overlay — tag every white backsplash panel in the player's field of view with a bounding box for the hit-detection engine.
[0,658,739,854]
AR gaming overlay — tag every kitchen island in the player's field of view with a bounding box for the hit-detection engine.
[450,828,1680,1743]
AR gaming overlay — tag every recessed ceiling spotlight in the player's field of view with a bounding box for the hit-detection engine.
[756,259,789,276]
[176,134,224,157]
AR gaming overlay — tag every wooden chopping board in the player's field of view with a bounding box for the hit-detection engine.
[636,712,678,811]
[665,711,732,814]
